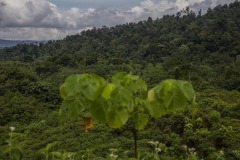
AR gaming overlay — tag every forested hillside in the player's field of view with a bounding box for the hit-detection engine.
[0,1,240,159]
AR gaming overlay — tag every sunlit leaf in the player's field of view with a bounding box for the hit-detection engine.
[147,89,156,102]
[90,98,107,123]
[101,83,115,100]
[60,74,84,99]
[144,100,167,118]
[134,113,149,130]
[59,74,106,122]
[130,97,143,112]
[177,80,195,100]
[165,88,187,112]
[111,72,127,86]
[61,95,85,119]
[60,74,106,101]
[123,73,139,86]
[111,86,132,107]
[146,79,194,117]
[79,74,106,101]
[106,107,129,128]
[134,79,148,99]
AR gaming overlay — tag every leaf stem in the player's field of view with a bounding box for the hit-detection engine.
[133,128,138,158]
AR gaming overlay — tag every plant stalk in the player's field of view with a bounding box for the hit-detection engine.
[133,128,138,158]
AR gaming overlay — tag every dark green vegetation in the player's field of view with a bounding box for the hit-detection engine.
[0,1,240,159]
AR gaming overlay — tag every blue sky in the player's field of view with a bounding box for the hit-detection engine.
[0,0,236,40]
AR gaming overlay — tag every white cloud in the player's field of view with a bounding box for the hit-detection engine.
[0,0,236,40]
[176,0,205,10]
[126,0,176,21]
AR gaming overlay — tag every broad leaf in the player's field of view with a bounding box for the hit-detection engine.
[177,80,195,100]
[144,100,167,118]
[155,80,185,111]
[134,113,149,130]
[60,74,105,101]
[59,74,106,121]
[147,89,156,102]
[111,72,127,86]
[101,83,115,100]
[63,97,84,117]
[90,98,107,123]
[135,79,148,99]
[146,79,194,117]
[79,74,106,101]
[105,107,129,128]
[60,74,84,99]
[164,88,187,112]
[111,86,132,107]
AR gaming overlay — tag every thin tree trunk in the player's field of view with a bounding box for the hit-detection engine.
[133,128,138,158]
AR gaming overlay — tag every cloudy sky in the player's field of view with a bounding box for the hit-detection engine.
[0,0,236,40]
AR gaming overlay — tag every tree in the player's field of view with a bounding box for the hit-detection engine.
[59,72,195,158]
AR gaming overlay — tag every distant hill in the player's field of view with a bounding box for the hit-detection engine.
[0,39,46,48]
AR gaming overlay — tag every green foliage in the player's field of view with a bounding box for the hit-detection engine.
[59,72,195,130]
[207,110,221,123]
[145,80,195,118]
[38,142,59,160]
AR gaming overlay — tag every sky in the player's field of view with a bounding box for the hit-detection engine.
[0,0,236,40]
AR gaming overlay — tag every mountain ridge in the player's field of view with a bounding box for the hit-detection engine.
[0,39,46,48]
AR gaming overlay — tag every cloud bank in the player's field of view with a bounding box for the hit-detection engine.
[0,0,236,40]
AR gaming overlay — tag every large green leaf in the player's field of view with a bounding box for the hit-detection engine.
[60,74,106,101]
[101,83,115,100]
[130,97,144,113]
[111,86,132,107]
[145,79,195,117]
[110,72,127,86]
[155,80,187,111]
[90,98,107,123]
[177,80,195,100]
[105,107,129,128]
[144,100,167,118]
[59,74,107,121]
[111,72,147,93]
[134,113,149,130]
[164,88,187,112]
[80,74,106,101]
[147,89,156,101]
[60,74,83,99]
[122,74,140,90]
[145,85,166,118]
[62,96,84,118]
[129,78,148,100]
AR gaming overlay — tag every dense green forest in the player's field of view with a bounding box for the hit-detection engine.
[0,1,240,159]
